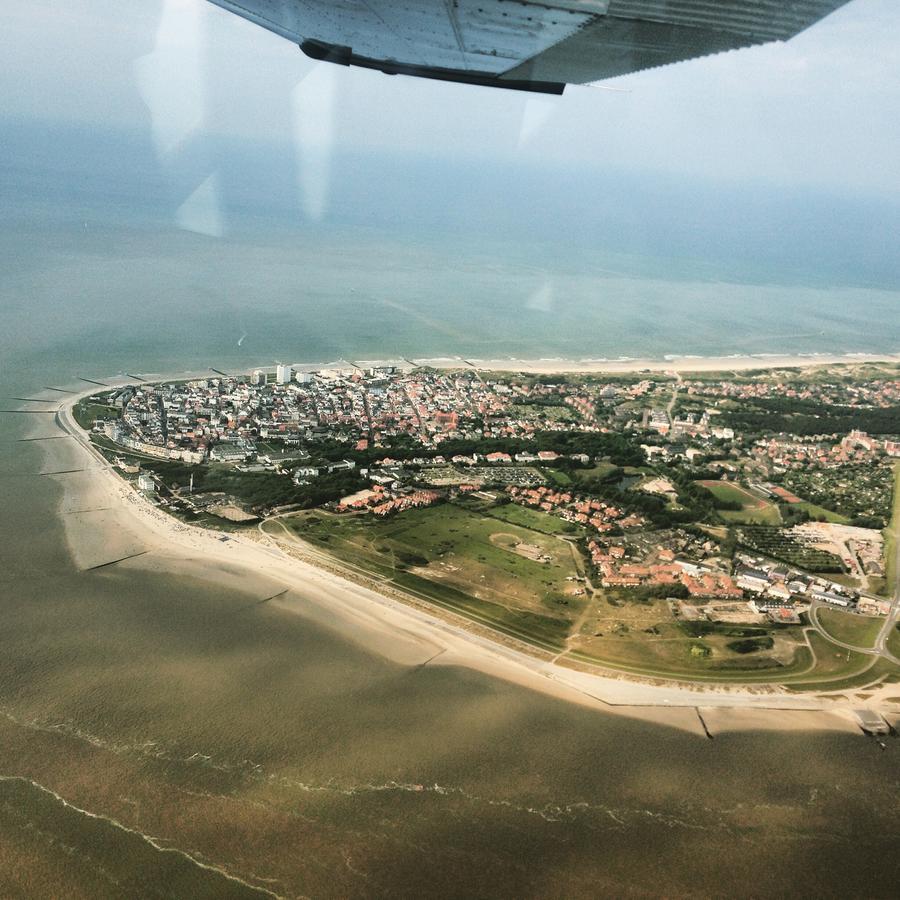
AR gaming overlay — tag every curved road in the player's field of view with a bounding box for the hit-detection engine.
[874,510,900,663]
[808,600,900,665]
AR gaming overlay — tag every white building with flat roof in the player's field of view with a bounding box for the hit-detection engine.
[276,364,293,384]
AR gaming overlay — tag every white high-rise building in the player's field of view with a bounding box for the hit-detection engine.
[137,474,156,494]
[295,371,313,385]
[250,370,265,386]
[276,364,293,384]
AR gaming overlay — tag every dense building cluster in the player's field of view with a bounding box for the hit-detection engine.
[685,376,900,408]
[82,362,898,616]
[98,365,606,463]
[755,431,899,469]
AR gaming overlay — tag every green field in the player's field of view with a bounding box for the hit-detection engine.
[562,599,816,682]
[771,632,881,689]
[552,604,895,689]
[484,502,584,536]
[566,639,815,683]
[785,636,898,692]
[274,503,586,649]
[794,502,850,524]
[390,571,571,650]
[804,657,900,692]
[545,468,572,487]
[817,607,882,649]
[887,625,900,660]
[73,400,119,430]
[801,633,873,680]
[697,480,782,525]
[573,462,619,482]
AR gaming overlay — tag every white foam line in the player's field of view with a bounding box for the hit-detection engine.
[0,775,282,898]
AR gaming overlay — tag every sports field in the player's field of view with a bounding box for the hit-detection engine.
[697,480,782,525]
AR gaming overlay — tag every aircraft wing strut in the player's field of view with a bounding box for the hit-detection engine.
[207,1,852,92]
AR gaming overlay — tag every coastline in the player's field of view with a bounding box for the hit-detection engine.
[114,351,900,384]
[411,351,900,375]
[36,370,899,734]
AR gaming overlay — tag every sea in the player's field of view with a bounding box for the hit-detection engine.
[1,122,899,897]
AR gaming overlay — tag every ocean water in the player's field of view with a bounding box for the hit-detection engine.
[1,221,898,387]
[2,118,898,378]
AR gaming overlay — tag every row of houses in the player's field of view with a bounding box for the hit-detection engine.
[732,554,869,610]
[588,540,742,598]
[335,485,441,517]
[506,485,645,534]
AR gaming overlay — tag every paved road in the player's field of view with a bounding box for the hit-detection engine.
[808,599,900,665]
[665,371,682,424]
[874,516,900,663]
[872,465,900,663]
[790,462,900,666]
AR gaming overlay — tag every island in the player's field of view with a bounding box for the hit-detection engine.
[68,358,900,709]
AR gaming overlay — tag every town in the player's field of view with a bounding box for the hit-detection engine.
[75,360,900,683]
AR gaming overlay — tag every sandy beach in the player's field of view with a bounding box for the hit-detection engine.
[359,351,900,376]
[73,352,899,389]
[32,373,900,735]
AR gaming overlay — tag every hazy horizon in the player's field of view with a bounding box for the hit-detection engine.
[3,0,899,375]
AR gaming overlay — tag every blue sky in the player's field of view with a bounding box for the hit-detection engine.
[2,0,899,197]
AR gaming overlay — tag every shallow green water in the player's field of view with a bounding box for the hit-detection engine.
[1,553,900,897]
[1,223,898,378]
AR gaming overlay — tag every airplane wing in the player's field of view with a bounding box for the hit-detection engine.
[207,1,852,94]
